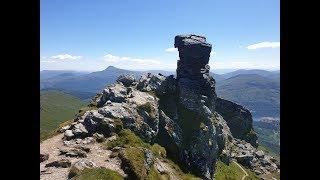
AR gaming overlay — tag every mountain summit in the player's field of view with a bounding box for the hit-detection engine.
[40,35,280,180]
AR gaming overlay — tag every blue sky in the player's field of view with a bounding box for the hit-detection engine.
[40,0,280,72]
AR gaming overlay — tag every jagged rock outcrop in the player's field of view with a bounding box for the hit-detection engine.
[216,98,258,147]
[173,34,219,179]
[57,34,279,180]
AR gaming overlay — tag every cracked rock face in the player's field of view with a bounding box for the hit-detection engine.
[172,34,219,179]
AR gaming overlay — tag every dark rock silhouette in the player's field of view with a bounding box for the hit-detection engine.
[216,98,258,147]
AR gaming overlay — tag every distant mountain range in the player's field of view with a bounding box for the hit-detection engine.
[40,66,280,118]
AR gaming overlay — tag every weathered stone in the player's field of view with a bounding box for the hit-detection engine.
[215,98,258,147]
[74,145,91,153]
[155,75,176,96]
[117,74,136,87]
[40,153,49,163]
[59,125,71,133]
[255,150,265,159]
[97,84,128,106]
[69,159,97,178]
[254,170,262,175]
[235,154,254,167]
[93,133,105,143]
[82,137,95,144]
[72,123,88,136]
[65,149,87,158]
[98,105,131,119]
[137,73,166,92]
[64,130,74,140]
[45,159,71,168]
[173,34,220,180]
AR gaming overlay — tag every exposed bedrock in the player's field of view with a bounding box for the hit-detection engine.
[215,97,258,147]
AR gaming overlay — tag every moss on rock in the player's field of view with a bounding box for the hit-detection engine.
[71,167,123,180]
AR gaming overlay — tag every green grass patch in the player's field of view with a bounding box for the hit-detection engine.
[71,167,123,180]
[243,166,260,180]
[120,147,148,179]
[160,159,200,180]
[215,161,260,180]
[40,90,86,139]
[105,129,151,149]
[215,160,246,180]
[77,106,98,117]
[150,144,167,158]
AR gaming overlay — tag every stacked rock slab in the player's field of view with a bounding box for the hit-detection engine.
[175,35,216,112]
[174,35,218,180]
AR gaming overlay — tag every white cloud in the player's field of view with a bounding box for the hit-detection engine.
[50,54,82,60]
[247,42,280,50]
[165,47,178,53]
[40,60,56,63]
[103,53,176,70]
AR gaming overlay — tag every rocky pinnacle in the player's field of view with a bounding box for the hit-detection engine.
[174,35,218,179]
[175,34,216,112]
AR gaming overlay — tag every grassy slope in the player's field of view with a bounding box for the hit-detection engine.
[253,120,280,157]
[40,90,86,139]
[72,168,123,180]
[215,161,260,180]
[216,74,280,117]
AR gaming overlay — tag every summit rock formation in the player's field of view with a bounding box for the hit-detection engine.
[40,35,279,180]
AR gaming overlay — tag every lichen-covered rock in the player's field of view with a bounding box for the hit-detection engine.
[119,147,155,180]
[137,73,166,92]
[59,148,87,158]
[155,75,176,96]
[156,110,182,158]
[172,34,219,179]
[68,159,97,178]
[117,74,136,87]
[45,159,71,168]
[97,83,129,106]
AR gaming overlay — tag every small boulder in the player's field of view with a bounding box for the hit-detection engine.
[254,170,262,175]
[68,159,97,178]
[40,153,49,163]
[117,74,136,87]
[64,130,74,140]
[74,145,91,153]
[65,149,87,158]
[45,159,71,168]
[59,125,71,133]
[260,158,272,167]
[235,154,254,167]
[82,137,95,144]
[72,123,88,136]
[93,133,105,143]
[254,150,265,159]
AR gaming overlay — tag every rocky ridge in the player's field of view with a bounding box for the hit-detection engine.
[40,35,280,180]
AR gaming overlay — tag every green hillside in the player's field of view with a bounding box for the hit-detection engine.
[216,74,280,117]
[40,90,86,140]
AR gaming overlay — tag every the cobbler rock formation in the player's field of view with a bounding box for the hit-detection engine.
[173,35,219,178]
[44,34,278,180]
